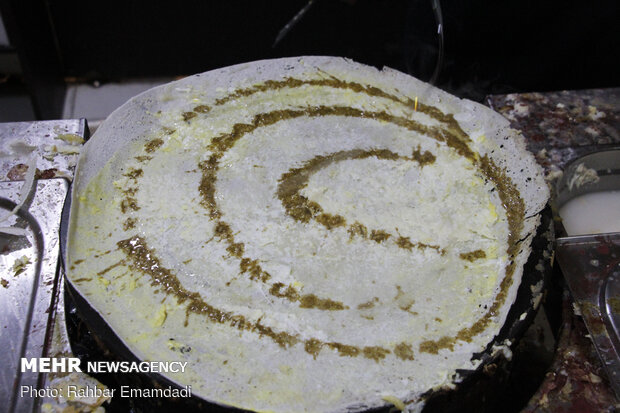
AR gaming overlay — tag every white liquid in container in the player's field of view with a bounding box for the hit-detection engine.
[559,190,620,235]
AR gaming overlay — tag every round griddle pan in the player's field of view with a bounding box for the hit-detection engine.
[58,56,552,413]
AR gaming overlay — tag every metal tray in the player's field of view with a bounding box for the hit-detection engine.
[554,145,620,400]
[0,179,68,413]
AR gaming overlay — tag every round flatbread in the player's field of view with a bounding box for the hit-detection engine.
[67,56,548,412]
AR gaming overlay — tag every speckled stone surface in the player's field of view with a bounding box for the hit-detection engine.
[487,88,620,173]
[487,88,620,411]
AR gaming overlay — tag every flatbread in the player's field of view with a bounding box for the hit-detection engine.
[67,56,548,412]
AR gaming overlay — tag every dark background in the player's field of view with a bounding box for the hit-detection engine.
[1,0,619,118]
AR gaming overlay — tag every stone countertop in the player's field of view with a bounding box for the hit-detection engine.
[487,88,620,173]
[487,88,620,412]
